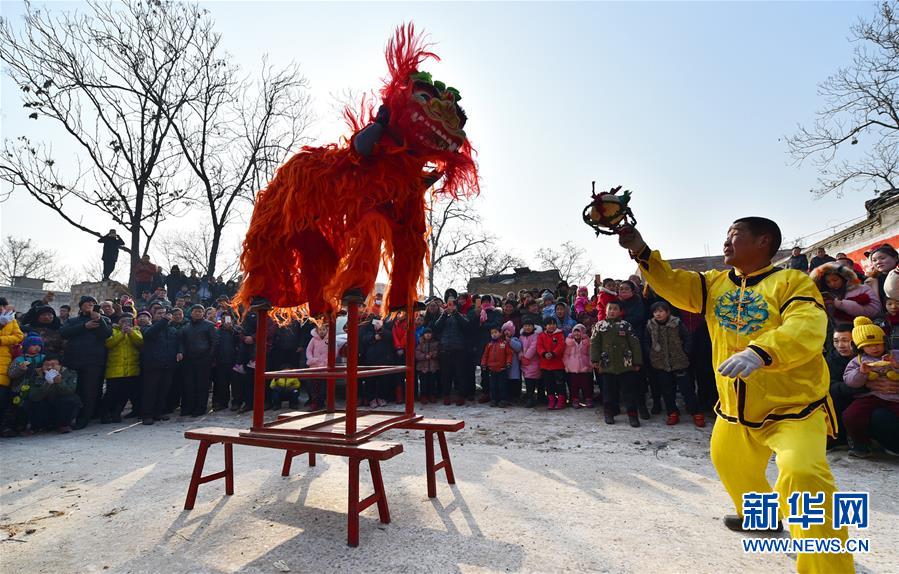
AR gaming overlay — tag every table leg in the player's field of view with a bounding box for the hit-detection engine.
[309,451,316,467]
[368,459,390,524]
[348,457,360,547]
[425,430,437,498]
[438,431,456,485]
[224,443,234,495]
[184,441,211,510]
[281,450,295,476]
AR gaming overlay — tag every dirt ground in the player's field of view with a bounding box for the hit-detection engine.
[1,404,896,574]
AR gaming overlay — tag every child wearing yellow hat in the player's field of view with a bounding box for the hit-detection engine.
[842,316,899,457]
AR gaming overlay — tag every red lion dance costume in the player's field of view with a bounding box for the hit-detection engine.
[235,24,478,319]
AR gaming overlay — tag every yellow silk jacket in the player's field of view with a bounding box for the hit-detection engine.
[635,247,837,436]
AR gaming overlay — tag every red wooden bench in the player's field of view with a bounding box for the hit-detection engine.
[183,427,402,546]
[278,414,464,498]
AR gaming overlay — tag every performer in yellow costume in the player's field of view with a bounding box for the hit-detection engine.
[619,217,854,574]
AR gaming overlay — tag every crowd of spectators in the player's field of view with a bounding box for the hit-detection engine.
[0,246,895,461]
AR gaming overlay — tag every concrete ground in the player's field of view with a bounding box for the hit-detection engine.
[1,404,896,573]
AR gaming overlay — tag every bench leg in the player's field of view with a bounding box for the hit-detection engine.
[225,443,234,495]
[184,441,211,510]
[309,451,316,467]
[425,430,437,498]
[368,459,390,524]
[347,457,360,547]
[281,450,295,477]
[437,431,456,485]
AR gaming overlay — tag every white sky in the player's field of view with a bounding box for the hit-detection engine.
[0,1,883,289]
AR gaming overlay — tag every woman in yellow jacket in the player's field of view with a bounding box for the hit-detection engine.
[102,315,143,423]
[0,298,25,433]
[620,218,854,574]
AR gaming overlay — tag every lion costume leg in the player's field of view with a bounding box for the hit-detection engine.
[384,197,428,311]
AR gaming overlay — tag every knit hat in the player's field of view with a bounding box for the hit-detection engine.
[501,320,515,335]
[852,316,884,350]
[79,295,98,307]
[137,310,152,320]
[572,323,587,333]
[422,327,433,335]
[189,303,205,313]
[23,331,43,352]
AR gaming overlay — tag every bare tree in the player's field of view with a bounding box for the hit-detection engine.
[426,193,490,297]
[0,0,219,289]
[535,241,594,286]
[0,236,56,285]
[155,228,241,282]
[450,242,524,283]
[172,53,311,279]
[787,1,899,196]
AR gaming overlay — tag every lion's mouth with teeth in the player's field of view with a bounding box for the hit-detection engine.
[409,111,463,152]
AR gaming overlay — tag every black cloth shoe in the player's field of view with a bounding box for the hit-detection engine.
[723,515,783,533]
[638,405,651,420]
[628,415,641,428]
[142,418,155,426]
[73,419,89,430]
[123,410,138,419]
[604,414,615,425]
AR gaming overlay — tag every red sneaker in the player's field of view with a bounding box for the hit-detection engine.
[443,397,451,406]
[693,413,706,428]
[666,413,680,425]
[547,395,557,410]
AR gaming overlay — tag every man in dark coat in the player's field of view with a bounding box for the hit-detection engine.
[98,229,125,280]
[359,318,395,406]
[140,308,179,424]
[60,295,113,429]
[177,304,218,416]
[22,305,63,357]
[433,297,470,405]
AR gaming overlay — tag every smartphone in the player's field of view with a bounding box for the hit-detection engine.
[93,304,100,313]
[224,316,232,325]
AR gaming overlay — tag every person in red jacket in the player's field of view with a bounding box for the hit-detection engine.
[480,327,513,407]
[537,317,567,409]
[593,277,619,322]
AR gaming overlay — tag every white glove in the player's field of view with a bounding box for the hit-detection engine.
[717,348,765,378]
[0,310,13,326]
[617,226,647,253]
[45,369,59,383]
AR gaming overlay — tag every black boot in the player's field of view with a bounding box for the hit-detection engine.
[628,414,641,427]
[723,515,783,533]
[638,404,651,420]
[604,413,615,425]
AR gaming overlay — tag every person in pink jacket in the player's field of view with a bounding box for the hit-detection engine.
[304,323,329,409]
[518,318,543,407]
[564,324,593,408]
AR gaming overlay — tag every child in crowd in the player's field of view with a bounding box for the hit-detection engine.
[9,332,45,380]
[564,324,593,408]
[518,318,543,407]
[270,365,301,410]
[541,293,556,320]
[573,286,590,316]
[305,322,329,410]
[646,302,704,427]
[481,326,512,407]
[883,297,899,350]
[553,302,577,335]
[415,327,440,404]
[591,301,643,427]
[20,354,80,433]
[537,317,567,409]
[103,315,143,423]
[502,321,522,402]
[594,278,618,322]
[842,316,899,457]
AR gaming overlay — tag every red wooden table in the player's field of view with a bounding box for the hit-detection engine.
[182,291,464,546]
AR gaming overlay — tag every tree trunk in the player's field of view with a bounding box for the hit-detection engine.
[207,225,222,280]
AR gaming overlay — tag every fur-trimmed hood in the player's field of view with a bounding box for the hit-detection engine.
[811,261,860,290]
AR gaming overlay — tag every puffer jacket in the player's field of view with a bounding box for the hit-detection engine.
[60,313,112,369]
[140,318,179,369]
[414,337,440,373]
[646,316,692,372]
[537,329,566,371]
[507,337,522,379]
[0,319,24,387]
[104,326,143,378]
[563,334,592,373]
[22,315,63,357]
[306,330,329,368]
[518,331,541,379]
[433,311,469,352]
[811,262,882,322]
